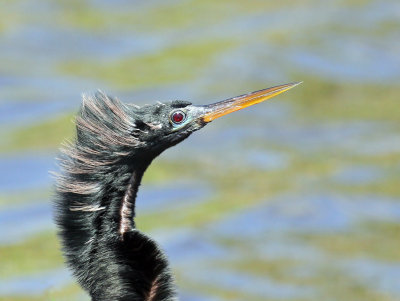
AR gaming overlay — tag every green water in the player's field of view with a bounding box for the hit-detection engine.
[1,0,400,300]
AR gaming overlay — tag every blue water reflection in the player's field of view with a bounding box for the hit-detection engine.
[0,153,55,192]
[212,194,400,237]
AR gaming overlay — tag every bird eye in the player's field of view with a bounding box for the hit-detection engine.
[171,110,186,124]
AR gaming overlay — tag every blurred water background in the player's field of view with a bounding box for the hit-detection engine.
[1,0,400,300]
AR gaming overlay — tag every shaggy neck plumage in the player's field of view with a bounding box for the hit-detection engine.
[54,92,176,301]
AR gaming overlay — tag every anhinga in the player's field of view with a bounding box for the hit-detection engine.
[54,82,300,301]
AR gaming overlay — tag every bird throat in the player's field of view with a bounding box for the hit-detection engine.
[119,167,144,238]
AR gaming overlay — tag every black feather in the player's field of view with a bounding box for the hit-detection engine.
[54,92,182,300]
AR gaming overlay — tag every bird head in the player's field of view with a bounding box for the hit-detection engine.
[126,82,301,157]
[128,99,204,153]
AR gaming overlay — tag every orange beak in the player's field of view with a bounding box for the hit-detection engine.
[201,82,302,122]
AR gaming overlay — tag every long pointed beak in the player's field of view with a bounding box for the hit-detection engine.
[200,82,301,122]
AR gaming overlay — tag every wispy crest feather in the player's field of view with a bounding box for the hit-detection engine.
[56,91,141,195]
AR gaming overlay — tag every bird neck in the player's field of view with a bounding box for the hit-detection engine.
[55,156,177,300]
[119,166,144,236]
[103,159,150,237]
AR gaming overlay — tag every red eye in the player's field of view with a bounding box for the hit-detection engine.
[171,110,186,124]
